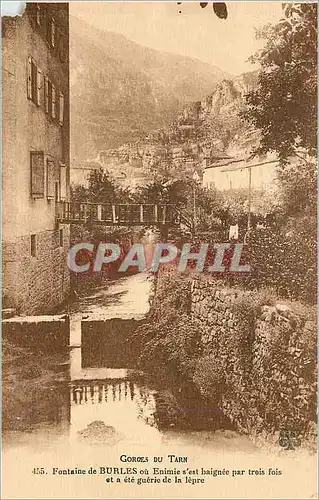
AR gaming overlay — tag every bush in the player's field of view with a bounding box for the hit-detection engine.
[239,221,317,304]
[134,268,201,380]
[193,355,225,404]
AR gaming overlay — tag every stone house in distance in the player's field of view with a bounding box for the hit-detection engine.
[202,154,278,192]
[2,3,70,315]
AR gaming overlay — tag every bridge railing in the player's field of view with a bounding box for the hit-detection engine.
[57,201,182,226]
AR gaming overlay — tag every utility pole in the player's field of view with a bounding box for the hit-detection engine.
[247,166,252,230]
[192,170,200,237]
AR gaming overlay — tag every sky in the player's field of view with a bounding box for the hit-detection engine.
[71,1,284,75]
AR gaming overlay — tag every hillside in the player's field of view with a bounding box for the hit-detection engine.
[84,71,260,188]
[70,15,230,164]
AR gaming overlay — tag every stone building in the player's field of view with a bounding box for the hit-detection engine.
[202,155,278,191]
[2,3,70,314]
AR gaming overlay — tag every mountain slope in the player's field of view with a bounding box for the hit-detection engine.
[88,71,260,188]
[70,16,230,164]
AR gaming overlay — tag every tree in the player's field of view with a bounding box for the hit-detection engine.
[276,156,317,216]
[71,169,132,204]
[242,3,317,161]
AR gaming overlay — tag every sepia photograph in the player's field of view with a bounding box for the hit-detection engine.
[1,1,317,498]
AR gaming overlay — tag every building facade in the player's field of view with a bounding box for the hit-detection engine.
[2,3,70,314]
[202,156,278,192]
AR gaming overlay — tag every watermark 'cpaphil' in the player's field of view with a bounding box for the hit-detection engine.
[67,242,250,274]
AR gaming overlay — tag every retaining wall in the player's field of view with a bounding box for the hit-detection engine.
[2,314,70,352]
[190,276,317,439]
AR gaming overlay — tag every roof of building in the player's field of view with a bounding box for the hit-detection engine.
[205,153,279,172]
[205,155,242,170]
[221,158,279,172]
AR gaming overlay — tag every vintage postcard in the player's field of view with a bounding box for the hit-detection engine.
[1,1,317,499]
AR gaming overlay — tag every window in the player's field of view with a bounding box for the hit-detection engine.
[55,180,60,202]
[27,56,38,103]
[44,76,49,113]
[31,234,37,257]
[58,32,66,63]
[27,56,32,99]
[59,229,63,248]
[47,17,56,48]
[36,67,42,106]
[59,163,67,201]
[51,18,56,47]
[30,151,44,198]
[44,78,57,119]
[36,4,41,26]
[51,83,56,118]
[59,92,64,125]
[46,158,55,199]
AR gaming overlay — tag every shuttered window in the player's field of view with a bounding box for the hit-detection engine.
[36,68,42,106]
[51,83,56,118]
[60,163,67,201]
[30,151,44,198]
[44,76,49,113]
[52,19,56,47]
[55,180,60,202]
[59,91,64,125]
[58,32,66,63]
[36,4,41,26]
[46,158,55,199]
[48,18,56,48]
[27,56,32,99]
[27,56,41,106]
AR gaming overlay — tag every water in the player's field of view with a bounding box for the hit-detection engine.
[2,274,316,499]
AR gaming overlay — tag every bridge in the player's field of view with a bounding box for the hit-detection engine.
[57,201,192,229]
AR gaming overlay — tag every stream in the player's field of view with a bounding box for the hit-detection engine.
[2,274,316,499]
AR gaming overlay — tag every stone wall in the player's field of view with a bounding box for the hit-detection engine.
[2,314,69,352]
[191,278,239,347]
[190,276,317,440]
[2,6,70,316]
[2,226,70,315]
[81,317,145,368]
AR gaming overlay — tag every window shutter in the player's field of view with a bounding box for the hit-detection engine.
[51,18,56,47]
[51,83,56,118]
[46,158,55,199]
[55,180,60,202]
[59,92,64,125]
[58,32,66,63]
[59,163,67,201]
[30,151,44,198]
[36,4,41,26]
[36,68,42,106]
[27,56,32,99]
[44,76,49,113]
[31,59,37,102]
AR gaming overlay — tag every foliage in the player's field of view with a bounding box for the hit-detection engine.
[242,3,317,161]
[134,269,201,380]
[193,355,225,404]
[136,267,316,440]
[277,158,317,216]
[231,290,276,371]
[251,308,317,437]
[177,2,228,19]
[245,221,317,304]
[71,169,132,204]
[132,177,225,234]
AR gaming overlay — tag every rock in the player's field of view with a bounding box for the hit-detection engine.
[276,304,291,317]
[77,421,123,444]
[304,321,315,332]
